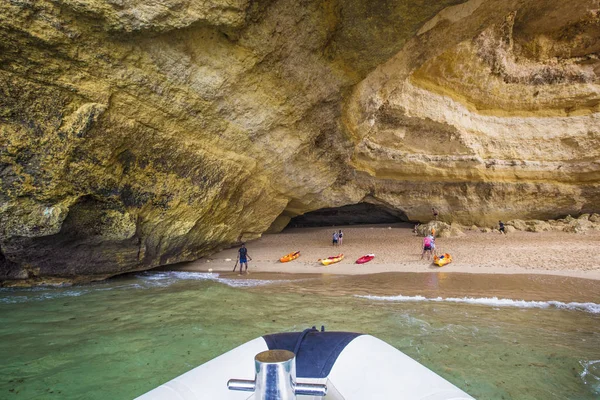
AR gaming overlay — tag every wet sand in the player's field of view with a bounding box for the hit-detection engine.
[244,272,600,304]
[175,223,600,280]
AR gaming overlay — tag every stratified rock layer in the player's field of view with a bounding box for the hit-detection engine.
[1,0,599,283]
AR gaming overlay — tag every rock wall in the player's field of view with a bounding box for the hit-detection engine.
[1,0,599,283]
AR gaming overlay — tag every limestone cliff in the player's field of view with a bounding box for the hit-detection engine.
[1,0,599,283]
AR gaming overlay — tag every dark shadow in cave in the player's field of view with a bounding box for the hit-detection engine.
[287,203,408,228]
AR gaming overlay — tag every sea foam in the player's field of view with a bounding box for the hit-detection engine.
[136,271,291,288]
[0,272,287,304]
[580,360,600,394]
[0,289,86,304]
[356,294,600,314]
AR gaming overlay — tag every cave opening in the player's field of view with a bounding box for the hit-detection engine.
[287,203,409,228]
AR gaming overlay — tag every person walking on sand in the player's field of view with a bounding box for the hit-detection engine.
[338,229,344,246]
[432,207,439,220]
[332,231,339,246]
[237,243,252,275]
[421,234,434,260]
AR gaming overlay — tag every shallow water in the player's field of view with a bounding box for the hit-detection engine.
[1,271,599,399]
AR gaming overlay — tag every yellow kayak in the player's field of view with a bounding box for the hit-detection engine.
[320,254,344,266]
[433,253,452,267]
[280,251,300,263]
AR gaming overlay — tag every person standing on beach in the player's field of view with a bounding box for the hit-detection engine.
[332,231,339,246]
[421,235,434,260]
[237,243,252,275]
[429,233,437,256]
[338,229,344,246]
[432,207,439,220]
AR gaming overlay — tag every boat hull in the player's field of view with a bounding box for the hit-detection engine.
[280,251,300,263]
[136,331,474,400]
[356,254,375,264]
[321,254,344,266]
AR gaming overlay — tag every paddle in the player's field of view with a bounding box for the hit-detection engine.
[232,259,238,272]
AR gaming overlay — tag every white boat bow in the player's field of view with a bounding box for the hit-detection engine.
[136,329,474,399]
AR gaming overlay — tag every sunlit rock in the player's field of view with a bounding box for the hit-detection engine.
[1,0,599,283]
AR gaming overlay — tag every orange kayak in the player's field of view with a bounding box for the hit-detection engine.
[433,253,452,267]
[280,251,300,263]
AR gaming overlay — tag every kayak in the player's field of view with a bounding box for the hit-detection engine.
[321,254,344,266]
[433,253,452,267]
[356,253,375,264]
[279,251,300,263]
[136,328,474,400]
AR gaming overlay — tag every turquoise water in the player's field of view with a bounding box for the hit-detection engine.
[1,271,599,399]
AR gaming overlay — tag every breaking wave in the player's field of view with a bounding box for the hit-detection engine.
[356,294,600,314]
[0,271,291,304]
[135,271,293,288]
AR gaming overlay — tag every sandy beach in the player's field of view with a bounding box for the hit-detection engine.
[173,223,600,280]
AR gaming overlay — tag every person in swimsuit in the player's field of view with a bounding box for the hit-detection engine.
[338,229,344,245]
[499,221,506,234]
[237,243,252,275]
[421,235,434,260]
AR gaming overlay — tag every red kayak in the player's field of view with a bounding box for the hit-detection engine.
[356,254,375,264]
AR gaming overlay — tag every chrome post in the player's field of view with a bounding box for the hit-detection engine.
[254,350,296,400]
[228,349,327,399]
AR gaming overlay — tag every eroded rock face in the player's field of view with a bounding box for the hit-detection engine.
[1,0,599,283]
